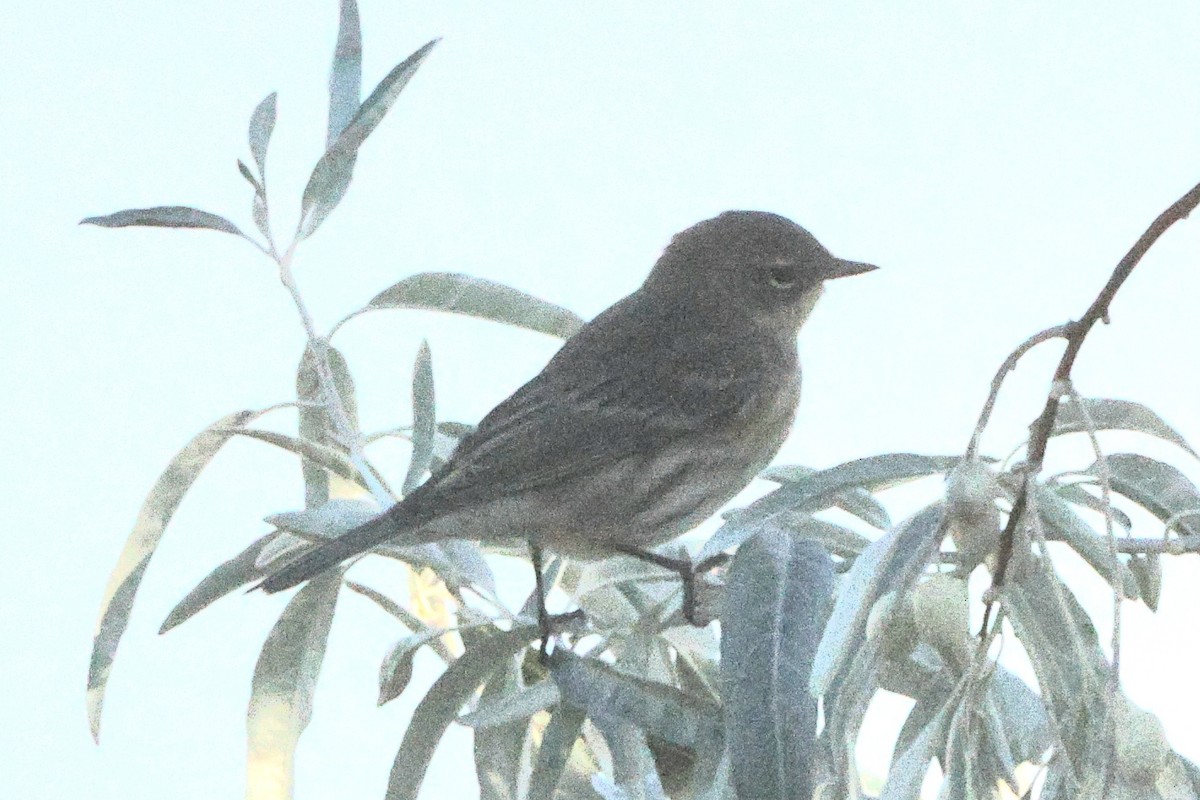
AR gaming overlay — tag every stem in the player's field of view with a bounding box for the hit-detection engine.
[981,179,1200,634]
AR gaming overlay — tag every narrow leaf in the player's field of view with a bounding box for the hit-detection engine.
[1094,453,1200,537]
[760,464,891,528]
[378,630,445,705]
[1052,481,1133,532]
[1035,484,1139,599]
[527,703,588,800]
[549,651,720,750]
[297,344,359,508]
[403,340,435,493]
[245,568,343,799]
[344,579,454,661]
[474,657,534,800]
[721,532,834,800]
[298,39,438,239]
[223,428,361,483]
[1045,397,1196,457]
[87,408,268,742]
[327,0,362,145]
[249,92,277,178]
[159,533,274,633]
[880,690,958,800]
[238,159,263,193]
[81,206,245,237]
[699,454,959,563]
[386,625,536,800]
[810,504,944,696]
[460,679,561,729]
[364,271,585,339]
[1129,553,1163,611]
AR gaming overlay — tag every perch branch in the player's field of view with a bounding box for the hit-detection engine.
[980,179,1200,636]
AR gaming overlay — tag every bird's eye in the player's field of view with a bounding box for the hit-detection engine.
[767,266,796,289]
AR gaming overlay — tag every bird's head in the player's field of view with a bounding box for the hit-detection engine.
[646,210,878,332]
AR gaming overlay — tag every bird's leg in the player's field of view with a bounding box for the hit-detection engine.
[611,545,702,625]
[531,544,552,663]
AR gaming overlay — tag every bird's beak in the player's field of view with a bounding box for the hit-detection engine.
[823,258,880,280]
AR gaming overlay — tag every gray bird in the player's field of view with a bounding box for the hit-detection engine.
[260,211,876,639]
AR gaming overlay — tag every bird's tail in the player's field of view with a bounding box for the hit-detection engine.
[259,504,421,593]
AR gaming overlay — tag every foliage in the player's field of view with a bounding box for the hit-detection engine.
[84,3,1200,799]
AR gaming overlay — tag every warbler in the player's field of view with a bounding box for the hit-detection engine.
[261,211,876,624]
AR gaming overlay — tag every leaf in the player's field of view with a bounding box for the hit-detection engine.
[403,340,435,494]
[474,657,534,800]
[1129,553,1163,611]
[527,703,589,800]
[777,513,872,559]
[460,679,561,729]
[549,651,720,750]
[265,498,381,540]
[326,0,362,145]
[386,626,536,800]
[1035,484,1139,599]
[879,688,958,800]
[760,464,891,528]
[223,428,362,483]
[238,159,263,193]
[80,206,246,238]
[159,533,274,633]
[378,630,446,705]
[297,344,359,509]
[363,272,585,339]
[1051,481,1133,532]
[988,668,1051,765]
[699,454,959,563]
[87,408,268,742]
[721,532,834,800]
[298,39,438,239]
[248,92,277,179]
[591,722,669,800]
[344,579,454,662]
[1045,397,1196,457]
[810,503,944,697]
[245,568,343,799]
[1093,453,1200,537]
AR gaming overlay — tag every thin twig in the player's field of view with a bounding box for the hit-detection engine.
[981,179,1200,635]
[966,324,1075,459]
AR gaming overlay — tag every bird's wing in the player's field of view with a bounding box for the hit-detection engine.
[414,300,791,513]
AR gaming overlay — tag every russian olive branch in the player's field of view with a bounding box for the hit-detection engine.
[979,179,1200,637]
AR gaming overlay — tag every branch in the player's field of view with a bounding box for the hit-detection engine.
[980,179,1200,635]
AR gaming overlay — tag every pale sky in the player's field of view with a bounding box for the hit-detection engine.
[4,2,1200,798]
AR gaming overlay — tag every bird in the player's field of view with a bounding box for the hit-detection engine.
[260,211,876,644]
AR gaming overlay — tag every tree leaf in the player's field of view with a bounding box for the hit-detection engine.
[1093,453,1200,537]
[386,625,536,800]
[528,703,589,800]
[460,678,561,729]
[549,651,720,750]
[403,340,435,494]
[297,344,360,508]
[378,630,446,705]
[760,464,891,528]
[1045,397,1197,457]
[699,454,959,563]
[1129,553,1163,612]
[159,533,274,633]
[326,0,361,145]
[1035,484,1139,599]
[80,206,246,237]
[474,656,534,800]
[810,504,944,697]
[880,688,958,800]
[248,92,277,179]
[343,579,454,662]
[298,39,438,239]
[363,271,585,339]
[87,408,269,742]
[721,532,834,800]
[238,159,263,193]
[222,428,362,483]
[245,568,343,799]
[1051,481,1133,532]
